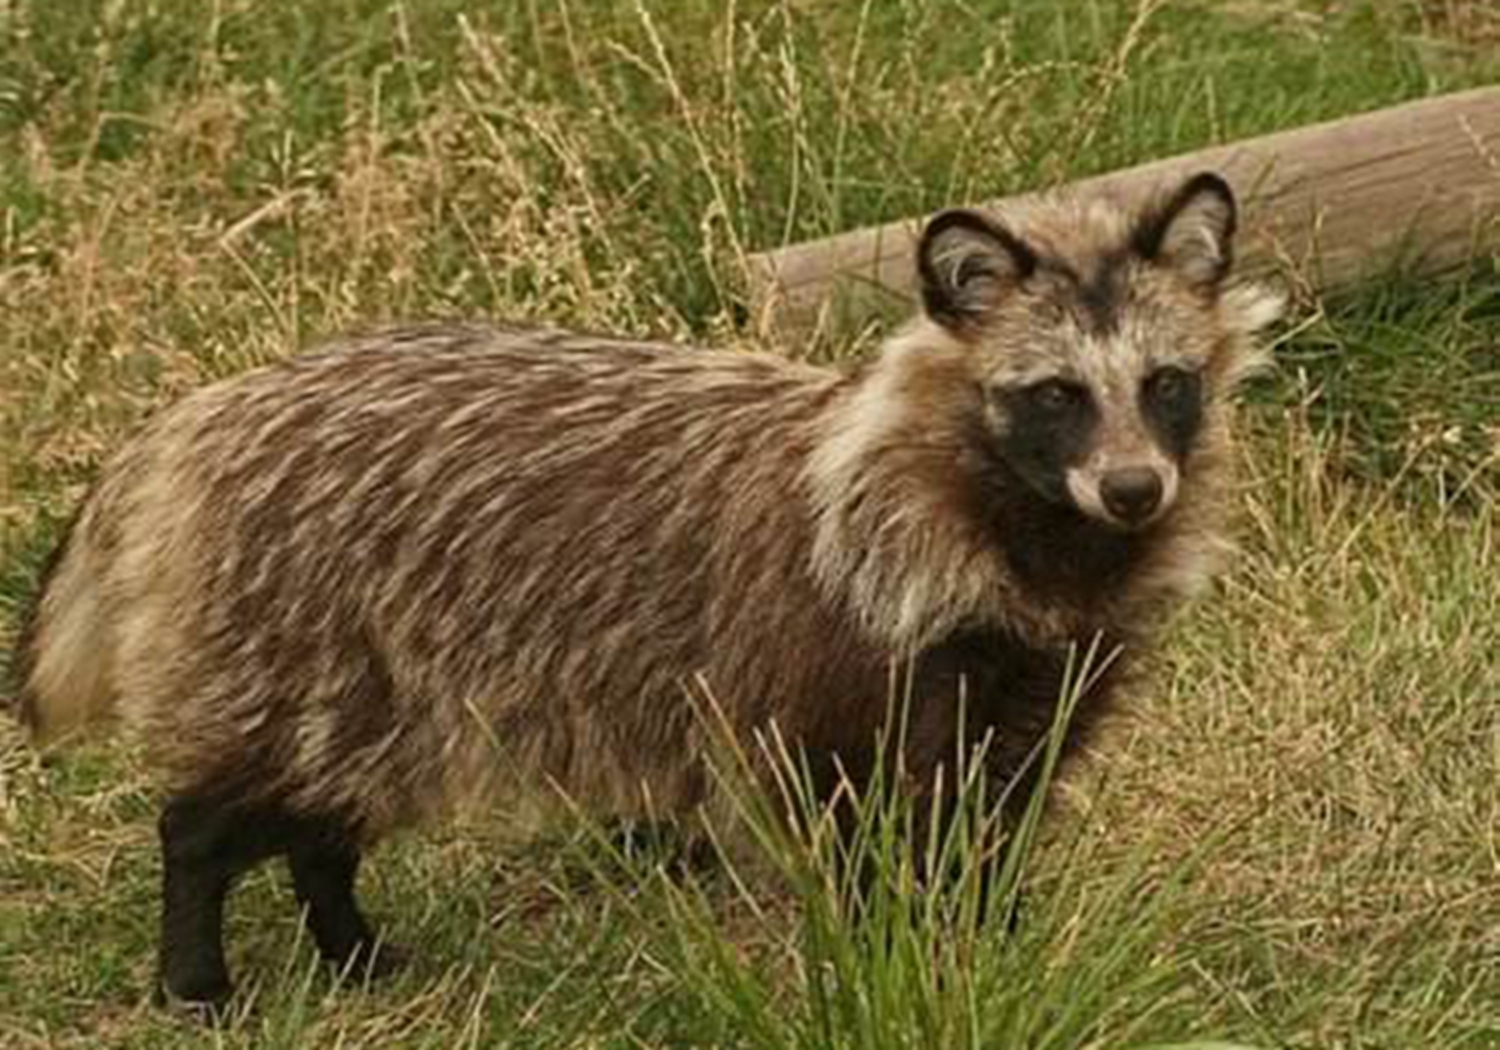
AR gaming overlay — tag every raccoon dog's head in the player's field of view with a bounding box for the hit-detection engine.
[917,172,1276,534]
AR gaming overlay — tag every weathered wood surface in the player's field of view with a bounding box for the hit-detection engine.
[748,86,1500,335]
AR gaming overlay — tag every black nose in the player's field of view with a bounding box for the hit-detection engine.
[1100,467,1163,524]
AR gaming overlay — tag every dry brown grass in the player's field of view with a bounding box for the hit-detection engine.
[1415,0,1500,47]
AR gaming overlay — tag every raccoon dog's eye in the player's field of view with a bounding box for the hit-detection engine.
[1027,379,1089,414]
[1145,366,1198,405]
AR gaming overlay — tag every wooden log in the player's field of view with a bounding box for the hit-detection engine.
[747,86,1500,337]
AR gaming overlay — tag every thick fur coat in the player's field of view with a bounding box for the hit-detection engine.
[13,172,1280,1009]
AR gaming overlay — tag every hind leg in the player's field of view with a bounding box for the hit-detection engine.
[157,789,400,1012]
[157,792,277,1012]
[286,822,404,979]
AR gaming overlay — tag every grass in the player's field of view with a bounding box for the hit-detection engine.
[2,0,1498,1046]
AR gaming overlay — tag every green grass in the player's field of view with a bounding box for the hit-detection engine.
[2,0,1499,1046]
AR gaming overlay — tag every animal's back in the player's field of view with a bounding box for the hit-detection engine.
[22,323,856,834]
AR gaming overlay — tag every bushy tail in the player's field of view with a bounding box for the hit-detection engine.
[12,516,119,746]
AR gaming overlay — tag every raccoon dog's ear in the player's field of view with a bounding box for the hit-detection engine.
[917,209,1037,329]
[1131,172,1238,295]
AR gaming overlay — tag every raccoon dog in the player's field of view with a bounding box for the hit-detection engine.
[13,172,1279,1009]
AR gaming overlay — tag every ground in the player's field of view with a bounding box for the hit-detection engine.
[1,1,1497,1047]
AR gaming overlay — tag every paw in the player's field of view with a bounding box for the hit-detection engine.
[154,973,236,1024]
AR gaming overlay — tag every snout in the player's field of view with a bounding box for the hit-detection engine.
[1099,467,1163,526]
[1065,461,1178,531]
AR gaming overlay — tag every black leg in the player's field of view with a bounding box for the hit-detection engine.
[286,825,404,979]
[157,786,401,1014]
[156,794,265,1012]
[606,818,718,878]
